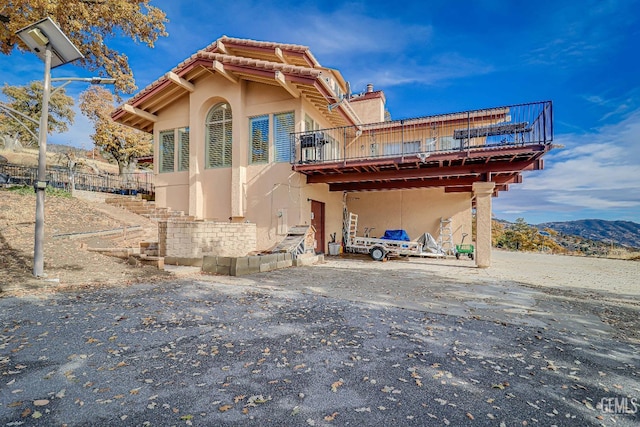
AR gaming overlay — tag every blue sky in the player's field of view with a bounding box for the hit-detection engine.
[1,0,639,224]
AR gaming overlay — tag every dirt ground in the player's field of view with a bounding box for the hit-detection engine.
[1,188,639,343]
[0,189,170,294]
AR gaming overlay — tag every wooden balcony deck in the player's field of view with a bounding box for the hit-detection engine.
[291,101,553,196]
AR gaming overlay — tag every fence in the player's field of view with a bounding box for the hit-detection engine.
[0,163,154,195]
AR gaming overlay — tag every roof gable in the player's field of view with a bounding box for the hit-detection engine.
[112,36,359,132]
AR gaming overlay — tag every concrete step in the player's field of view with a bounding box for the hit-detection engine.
[128,254,164,269]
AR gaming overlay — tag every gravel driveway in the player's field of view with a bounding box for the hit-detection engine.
[1,252,638,426]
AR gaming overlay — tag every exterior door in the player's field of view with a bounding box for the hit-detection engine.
[310,200,325,254]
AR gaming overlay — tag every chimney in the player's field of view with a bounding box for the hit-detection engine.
[366,83,374,93]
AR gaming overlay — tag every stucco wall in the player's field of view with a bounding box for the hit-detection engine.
[149,72,476,256]
[158,220,257,258]
[300,184,344,253]
[349,96,385,123]
[345,188,472,246]
[243,166,344,253]
[152,95,191,214]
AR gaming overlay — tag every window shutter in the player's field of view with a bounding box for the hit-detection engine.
[159,130,175,173]
[274,111,294,162]
[250,115,269,164]
[206,103,232,168]
[178,127,189,171]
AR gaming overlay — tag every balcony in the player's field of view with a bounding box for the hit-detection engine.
[291,101,553,195]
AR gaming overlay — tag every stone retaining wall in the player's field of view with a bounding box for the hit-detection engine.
[202,253,293,276]
[158,220,256,259]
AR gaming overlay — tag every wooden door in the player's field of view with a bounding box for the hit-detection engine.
[310,200,325,254]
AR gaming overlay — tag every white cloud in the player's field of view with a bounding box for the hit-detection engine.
[494,108,640,222]
[354,53,494,89]
[522,0,633,68]
[582,87,640,122]
[288,11,431,58]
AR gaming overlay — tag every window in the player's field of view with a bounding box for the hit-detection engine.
[302,114,321,162]
[439,136,459,151]
[178,127,189,171]
[159,127,189,173]
[383,141,421,156]
[274,111,294,162]
[323,135,340,161]
[249,115,269,164]
[304,114,318,132]
[159,130,174,173]
[206,103,232,168]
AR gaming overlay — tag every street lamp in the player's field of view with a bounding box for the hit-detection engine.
[51,77,116,95]
[15,17,113,277]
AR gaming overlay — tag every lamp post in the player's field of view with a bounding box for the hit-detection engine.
[15,18,113,277]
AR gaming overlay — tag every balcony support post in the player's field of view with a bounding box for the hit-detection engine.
[472,181,495,268]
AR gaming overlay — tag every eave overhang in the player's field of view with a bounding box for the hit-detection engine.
[111,36,358,132]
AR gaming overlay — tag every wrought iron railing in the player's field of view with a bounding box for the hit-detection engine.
[290,101,552,164]
[0,163,154,195]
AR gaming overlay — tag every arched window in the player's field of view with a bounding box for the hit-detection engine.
[205,102,232,168]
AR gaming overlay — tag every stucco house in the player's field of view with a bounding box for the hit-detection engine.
[112,36,553,267]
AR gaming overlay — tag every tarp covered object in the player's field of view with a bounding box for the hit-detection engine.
[417,232,445,254]
[381,229,410,241]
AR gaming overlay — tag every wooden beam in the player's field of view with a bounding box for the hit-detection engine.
[328,177,477,192]
[444,187,473,193]
[328,175,517,192]
[212,60,238,84]
[307,159,540,184]
[122,104,158,122]
[217,40,228,54]
[274,47,288,64]
[275,71,300,98]
[315,79,360,125]
[166,71,195,92]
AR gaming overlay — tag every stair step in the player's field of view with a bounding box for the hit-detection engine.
[105,196,195,224]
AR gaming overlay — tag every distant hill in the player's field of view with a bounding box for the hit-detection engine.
[0,145,118,174]
[536,219,640,249]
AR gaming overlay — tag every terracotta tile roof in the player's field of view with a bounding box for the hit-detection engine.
[112,35,358,129]
[195,51,322,77]
[350,90,386,103]
[209,35,311,54]
[117,37,326,111]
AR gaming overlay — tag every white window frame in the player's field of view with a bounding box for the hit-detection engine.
[177,127,189,172]
[274,111,295,163]
[206,103,233,168]
[159,130,175,173]
[249,115,269,164]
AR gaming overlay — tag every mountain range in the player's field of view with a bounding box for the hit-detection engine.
[536,219,640,249]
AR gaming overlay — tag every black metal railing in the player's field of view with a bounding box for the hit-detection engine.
[290,101,553,164]
[0,163,154,195]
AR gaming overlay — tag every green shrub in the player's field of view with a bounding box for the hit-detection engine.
[4,185,71,198]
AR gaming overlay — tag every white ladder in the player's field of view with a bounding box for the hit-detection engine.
[439,217,454,255]
[347,213,358,245]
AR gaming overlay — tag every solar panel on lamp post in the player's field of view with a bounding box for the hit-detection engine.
[15,18,113,278]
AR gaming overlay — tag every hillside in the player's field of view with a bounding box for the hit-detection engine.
[537,219,640,249]
[0,145,119,174]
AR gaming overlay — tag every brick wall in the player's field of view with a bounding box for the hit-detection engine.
[158,220,257,259]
